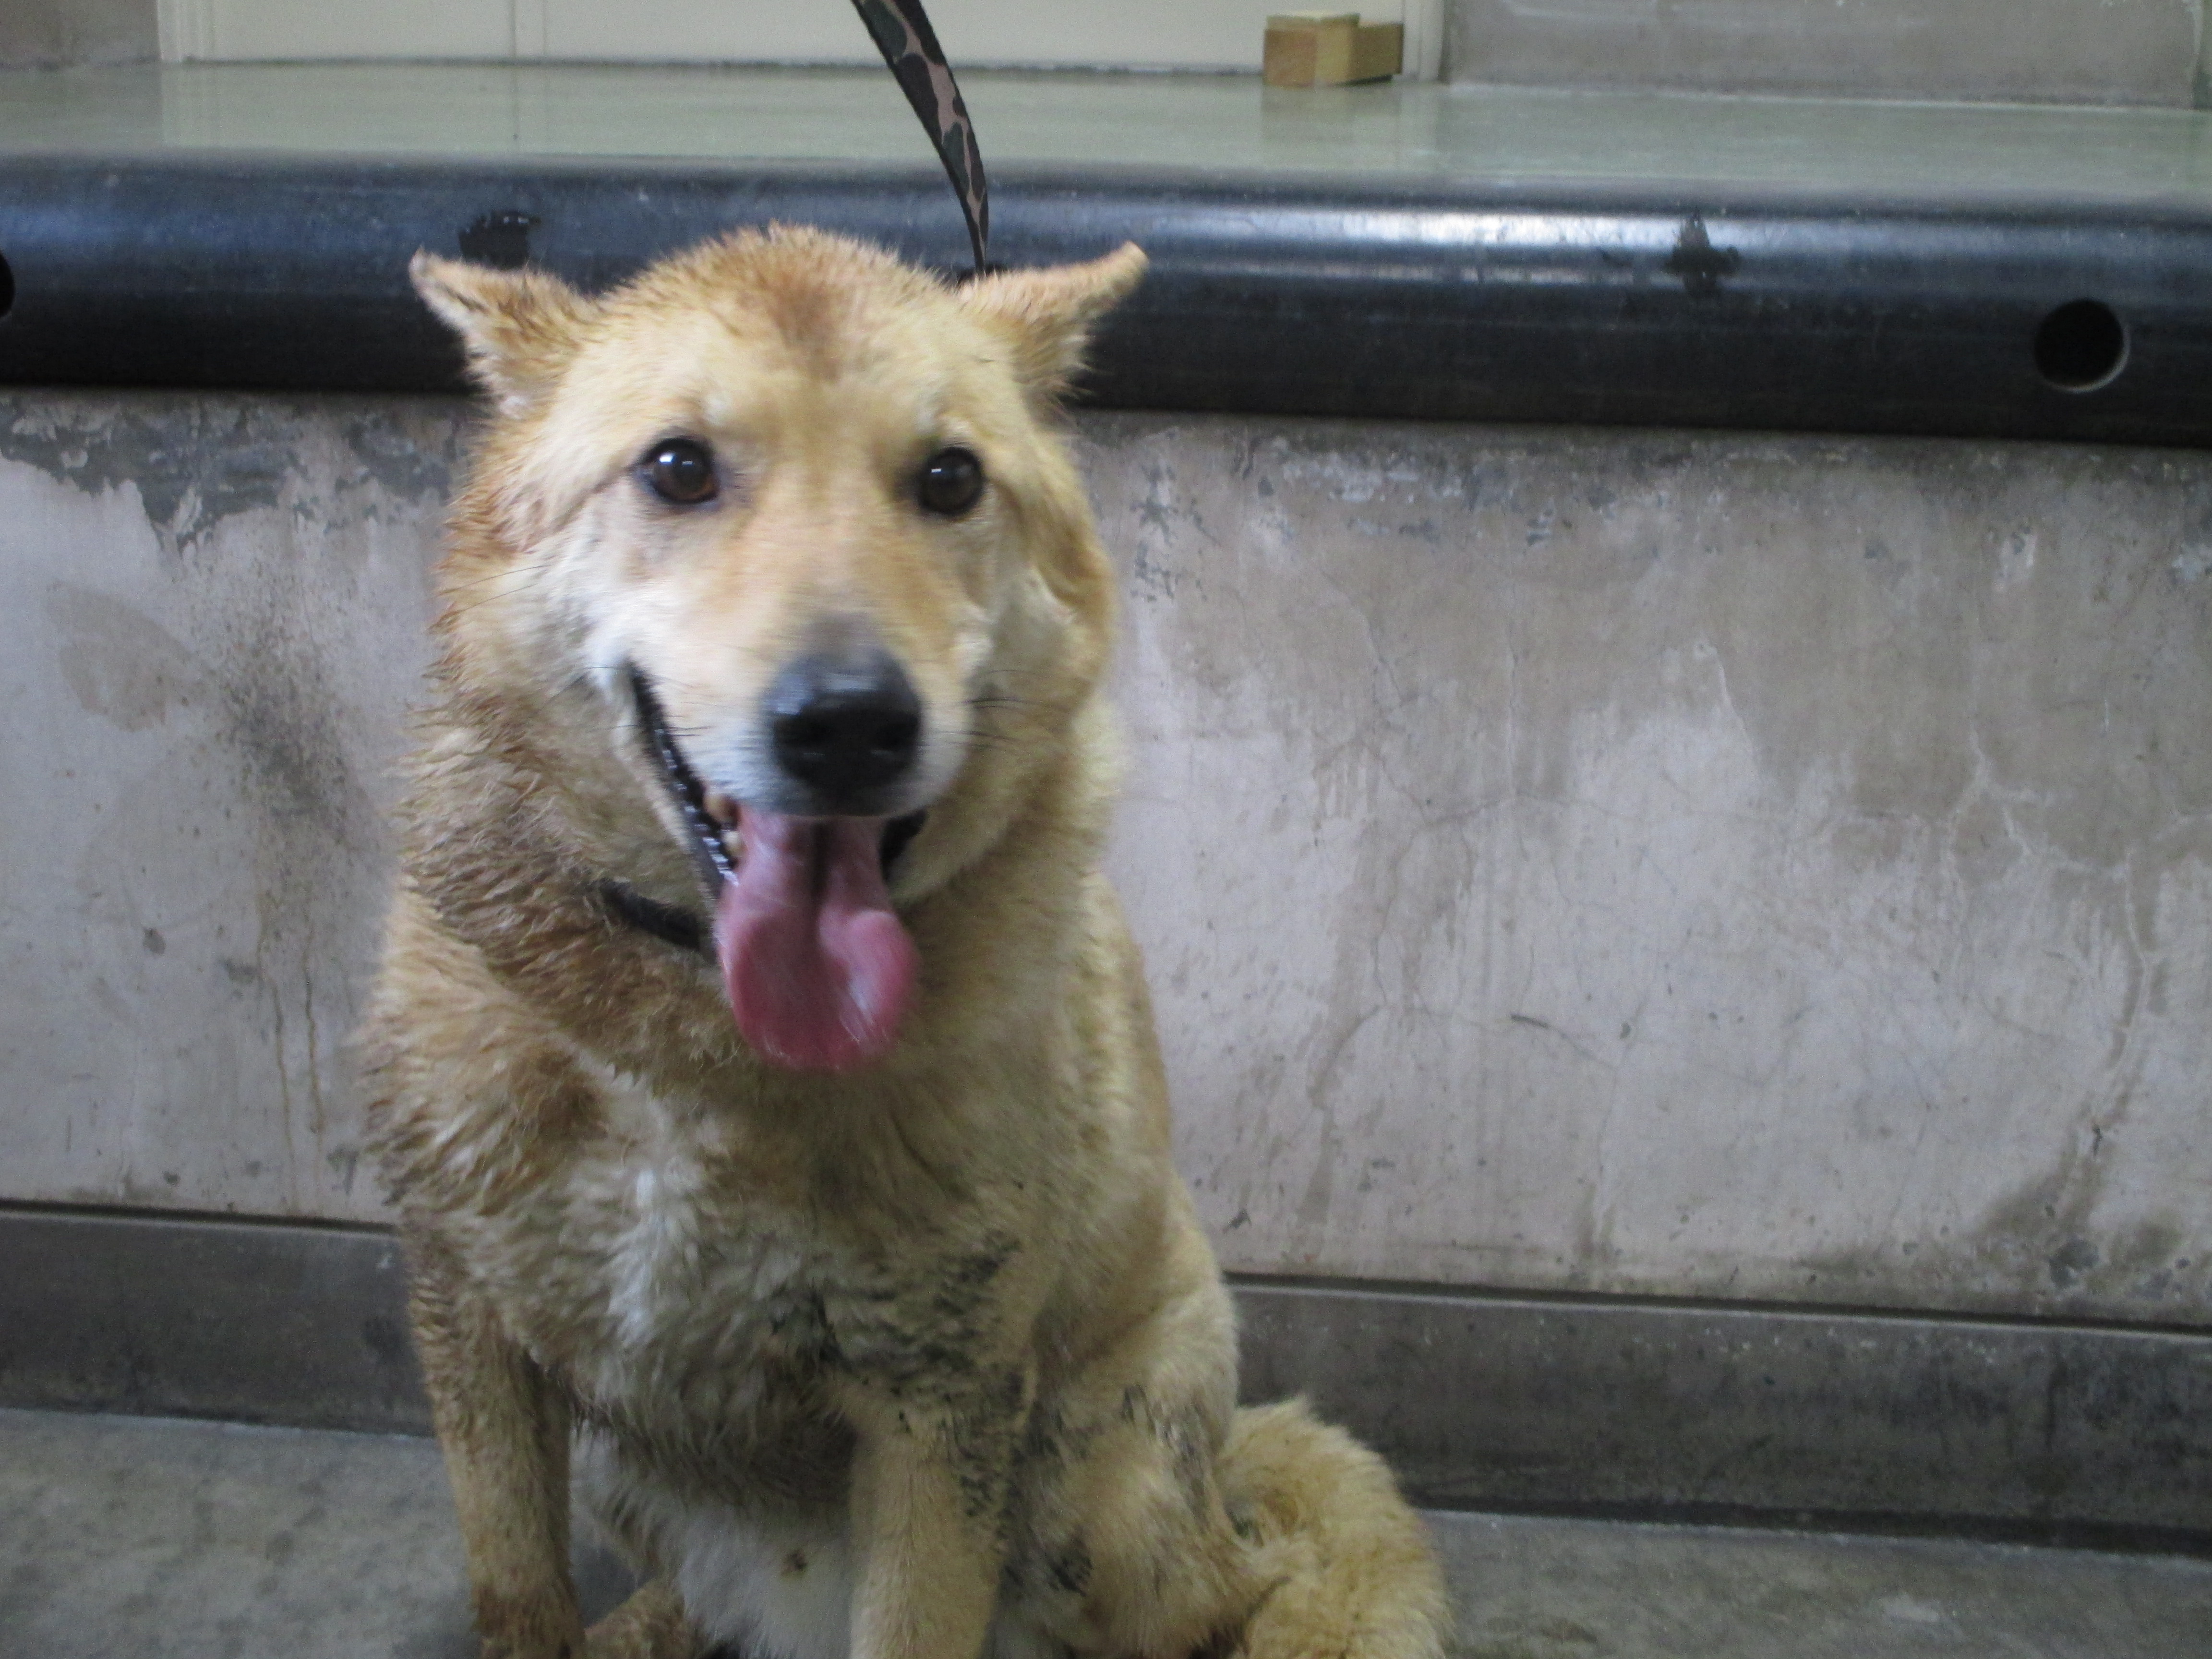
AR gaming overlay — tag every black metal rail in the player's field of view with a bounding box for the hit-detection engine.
[1,152,2207,445]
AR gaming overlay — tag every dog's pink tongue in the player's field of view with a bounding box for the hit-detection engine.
[714,808,917,1072]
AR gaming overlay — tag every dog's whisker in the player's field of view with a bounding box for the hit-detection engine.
[441,564,535,593]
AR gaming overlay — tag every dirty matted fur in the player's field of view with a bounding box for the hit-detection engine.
[362,225,1449,1659]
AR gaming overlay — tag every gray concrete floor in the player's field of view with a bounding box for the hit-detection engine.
[2,1407,2208,1659]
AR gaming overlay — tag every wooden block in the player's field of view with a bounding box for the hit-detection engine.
[1347,21,1404,82]
[1264,14,1404,87]
[1264,16,1343,87]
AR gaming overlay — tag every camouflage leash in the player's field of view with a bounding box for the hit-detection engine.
[849,0,991,275]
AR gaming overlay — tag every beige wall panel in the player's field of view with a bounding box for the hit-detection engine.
[164,0,510,61]
[541,0,1288,69]
[159,0,1325,67]
[1444,0,2203,107]
[5,393,2211,1330]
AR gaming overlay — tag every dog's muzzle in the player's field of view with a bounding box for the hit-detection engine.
[624,666,926,914]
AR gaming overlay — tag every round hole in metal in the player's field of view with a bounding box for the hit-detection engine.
[2033,299,2127,392]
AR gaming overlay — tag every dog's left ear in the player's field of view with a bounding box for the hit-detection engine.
[958,243,1147,398]
[411,250,597,417]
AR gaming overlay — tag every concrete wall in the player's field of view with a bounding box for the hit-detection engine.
[12,0,2198,100]
[1,0,155,68]
[124,0,2209,103]
[1444,0,2207,107]
[4,392,2209,1330]
[1092,418,2212,1326]
[0,398,454,1215]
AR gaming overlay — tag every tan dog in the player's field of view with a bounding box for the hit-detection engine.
[364,226,1448,1659]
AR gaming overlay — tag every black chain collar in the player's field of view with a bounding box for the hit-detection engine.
[599,880,710,956]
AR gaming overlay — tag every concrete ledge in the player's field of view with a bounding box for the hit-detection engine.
[1240,1280,2212,1551]
[0,1205,424,1435]
[4,1204,2208,1550]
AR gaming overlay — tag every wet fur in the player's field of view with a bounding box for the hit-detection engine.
[364,227,1448,1659]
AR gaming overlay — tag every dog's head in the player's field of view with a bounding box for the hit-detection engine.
[413,227,1145,1073]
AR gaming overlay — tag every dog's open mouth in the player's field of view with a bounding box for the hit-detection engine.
[629,668,924,1072]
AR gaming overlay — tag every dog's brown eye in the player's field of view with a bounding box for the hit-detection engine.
[917,447,984,518]
[640,438,718,506]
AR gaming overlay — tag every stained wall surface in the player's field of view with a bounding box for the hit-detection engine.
[1087,416,2212,1325]
[1443,0,2205,108]
[0,0,155,68]
[3,393,2208,1327]
[0,397,456,1217]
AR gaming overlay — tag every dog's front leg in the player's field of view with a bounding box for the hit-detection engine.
[840,1381,1026,1659]
[408,1224,585,1659]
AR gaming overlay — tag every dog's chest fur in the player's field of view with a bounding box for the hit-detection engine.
[580,1147,818,1402]
[452,1057,1023,1491]
[457,1068,845,1443]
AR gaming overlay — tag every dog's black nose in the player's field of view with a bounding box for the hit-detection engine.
[765,650,923,806]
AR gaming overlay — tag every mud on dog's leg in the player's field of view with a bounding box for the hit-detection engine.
[585,1578,704,1659]
[407,1223,586,1659]
[839,1378,1028,1659]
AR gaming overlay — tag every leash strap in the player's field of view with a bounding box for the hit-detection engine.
[849,0,991,273]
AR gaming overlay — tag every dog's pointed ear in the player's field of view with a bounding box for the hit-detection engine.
[959,243,1147,398]
[410,251,595,416]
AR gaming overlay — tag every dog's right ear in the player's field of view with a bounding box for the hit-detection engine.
[410,251,595,416]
